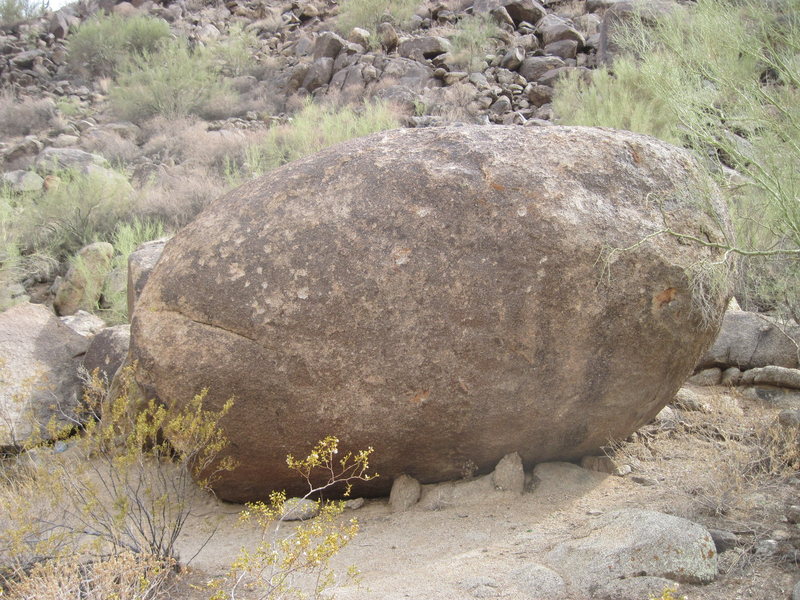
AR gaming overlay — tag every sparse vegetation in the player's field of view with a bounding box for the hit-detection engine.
[0,92,55,137]
[110,38,233,122]
[240,99,400,178]
[207,436,376,600]
[448,14,500,73]
[553,0,800,322]
[0,364,235,589]
[336,0,420,37]
[68,14,171,78]
[0,0,47,26]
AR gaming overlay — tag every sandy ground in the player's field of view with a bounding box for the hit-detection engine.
[164,386,798,599]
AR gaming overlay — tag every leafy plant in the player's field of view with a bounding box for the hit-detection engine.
[336,0,420,37]
[68,14,171,78]
[0,364,236,583]
[240,99,399,178]
[208,437,376,600]
[449,14,500,73]
[553,0,800,321]
[0,0,47,26]
[110,38,231,122]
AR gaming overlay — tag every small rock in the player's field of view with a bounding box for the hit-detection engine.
[490,95,512,114]
[631,475,657,486]
[59,310,106,337]
[389,474,421,512]
[673,387,712,412]
[754,539,778,556]
[511,563,567,599]
[709,528,738,553]
[348,27,370,47]
[580,455,629,476]
[1,170,44,193]
[492,451,524,493]
[779,410,800,429]
[280,497,319,521]
[720,366,742,386]
[544,39,579,59]
[344,497,364,510]
[34,147,108,175]
[687,367,722,386]
[54,242,114,316]
[786,505,800,524]
[654,405,677,427]
[398,36,452,60]
[740,366,800,390]
[82,324,131,384]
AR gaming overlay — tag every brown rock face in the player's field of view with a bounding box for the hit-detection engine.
[130,126,731,502]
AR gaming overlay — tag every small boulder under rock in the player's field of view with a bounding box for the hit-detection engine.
[687,367,722,386]
[389,474,421,512]
[492,451,525,493]
[740,366,800,390]
[59,310,106,337]
[673,387,712,412]
[280,497,320,521]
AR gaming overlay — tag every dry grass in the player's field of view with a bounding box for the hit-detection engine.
[0,93,55,137]
[610,386,799,574]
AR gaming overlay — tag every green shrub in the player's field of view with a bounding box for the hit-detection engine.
[110,39,231,122]
[208,23,260,77]
[68,14,170,78]
[241,99,400,178]
[336,0,420,36]
[449,14,500,73]
[553,0,800,320]
[0,0,47,26]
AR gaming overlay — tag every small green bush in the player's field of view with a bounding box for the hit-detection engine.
[336,0,420,36]
[110,39,231,122]
[0,0,47,26]
[240,99,400,178]
[449,14,500,73]
[68,14,170,78]
[208,23,261,77]
[553,0,800,321]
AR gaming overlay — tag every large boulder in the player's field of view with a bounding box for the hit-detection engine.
[130,125,731,502]
[698,309,800,370]
[0,303,89,447]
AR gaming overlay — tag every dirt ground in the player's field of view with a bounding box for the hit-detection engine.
[166,385,799,600]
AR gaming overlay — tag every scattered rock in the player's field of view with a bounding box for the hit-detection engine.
[127,238,168,318]
[631,475,658,486]
[673,387,712,412]
[709,528,738,553]
[280,497,319,521]
[543,509,717,589]
[59,310,106,337]
[0,303,89,447]
[398,36,452,60]
[511,563,567,599]
[82,325,131,385]
[687,367,722,386]
[33,147,109,174]
[740,366,800,390]
[491,452,524,493]
[473,0,547,27]
[698,310,800,370]
[653,405,678,428]
[1,170,44,193]
[580,455,630,476]
[344,497,364,510]
[54,242,114,316]
[389,474,421,512]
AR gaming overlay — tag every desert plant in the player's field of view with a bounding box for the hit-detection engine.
[0,364,236,581]
[0,92,55,137]
[208,22,261,77]
[336,0,420,37]
[553,0,800,322]
[448,14,500,73]
[67,14,171,77]
[110,38,231,122]
[208,436,376,600]
[240,99,399,178]
[0,0,47,26]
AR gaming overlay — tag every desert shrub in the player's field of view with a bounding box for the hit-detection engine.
[98,218,165,323]
[0,364,236,583]
[448,14,500,73]
[553,0,800,321]
[336,0,420,36]
[0,92,55,137]
[110,38,232,122]
[0,0,47,25]
[208,22,261,77]
[15,169,135,261]
[67,14,171,77]
[241,99,400,178]
[208,436,376,600]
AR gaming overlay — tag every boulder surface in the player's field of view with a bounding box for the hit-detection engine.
[130,125,730,501]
